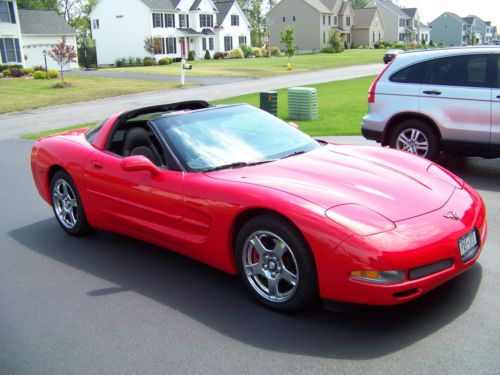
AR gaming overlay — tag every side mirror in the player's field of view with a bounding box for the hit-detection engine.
[120,155,161,176]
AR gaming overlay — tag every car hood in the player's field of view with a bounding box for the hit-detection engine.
[206,145,456,222]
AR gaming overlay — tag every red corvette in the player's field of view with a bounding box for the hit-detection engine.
[31,101,487,312]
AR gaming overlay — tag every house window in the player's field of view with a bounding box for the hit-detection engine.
[323,15,325,25]
[163,37,176,54]
[209,37,214,51]
[239,35,247,45]
[346,16,350,27]
[399,19,405,27]
[224,36,232,51]
[202,38,206,51]
[165,14,175,28]
[334,16,337,25]
[153,13,163,28]
[378,32,381,41]
[399,33,405,41]
[92,19,99,29]
[328,15,331,25]
[372,32,375,43]
[347,33,350,43]
[282,17,285,22]
[0,37,21,63]
[0,1,15,23]
[414,20,418,28]
[179,14,188,28]
[293,16,296,22]
[200,14,213,28]
[231,14,239,26]
[322,32,325,44]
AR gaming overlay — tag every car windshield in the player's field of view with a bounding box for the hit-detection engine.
[152,104,320,172]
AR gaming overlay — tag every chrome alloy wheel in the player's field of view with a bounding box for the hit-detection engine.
[396,128,429,157]
[242,230,299,303]
[52,179,78,229]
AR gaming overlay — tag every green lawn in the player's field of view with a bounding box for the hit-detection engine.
[212,75,375,136]
[106,50,384,78]
[22,76,374,139]
[0,76,188,114]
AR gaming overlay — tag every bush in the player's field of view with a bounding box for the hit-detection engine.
[251,46,262,57]
[158,57,173,65]
[239,44,252,58]
[213,51,224,59]
[22,67,34,75]
[391,41,406,49]
[143,56,154,66]
[34,70,46,79]
[261,47,269,57]
[321,47,334,53]
[229,47,244,59]
[0,64,22,72]
[374,42,380,49]
[379,40,391,48]
[31,65,46,72]
[115,57,127,67]
[270,46,281,56]
[48,69,59,79]
[328,29,344,53]
[187,50,195,61]
[8,67,24,77]
[2,69,11,77]
[204,50,211,60]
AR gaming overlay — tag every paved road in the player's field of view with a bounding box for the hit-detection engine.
[0,63,383,140]
[65,69,250,85]
[1,138,499,374]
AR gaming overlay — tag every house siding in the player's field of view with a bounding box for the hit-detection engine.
[366,0,403,43]
[352,10,384,47]
[0,0,25,66]
[22,34,78,69]
[429,14,464,46]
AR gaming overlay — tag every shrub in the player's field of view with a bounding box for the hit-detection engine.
[391,41,406,49]
[31,64,46,72]
[239,44,252,58]
[2,69,11,77]
[374,42,380,49]
[328,29,344,53]
[143,56,154,66]
[379,40,391,48]
[252,46,262,57]
[204,50,211,60]
[187,50,195,61]
[34,70,46,79]
[48,69,59,78]
[22,68,34,75]
[8,67,24,77]
[158,57,173,65]
[270,46,281,56]
[261,47,269,57]
[213,51,224,59]
[0,64,22,72]
[229,47,244,59]
[135,57,142,66]
[321,47,334,53]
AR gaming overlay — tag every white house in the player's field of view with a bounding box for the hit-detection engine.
[18,9,78,70]
[90,0,251,65]
[1,1,78,69]
[0,0,25,66]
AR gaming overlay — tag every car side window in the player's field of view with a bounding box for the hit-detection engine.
[430,55,489,88]
[496,54,500,88]
[390,60,432,84]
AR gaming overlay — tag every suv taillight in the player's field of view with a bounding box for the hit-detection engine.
[368,60,393,103]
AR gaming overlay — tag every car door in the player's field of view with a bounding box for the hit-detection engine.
[83,134,186,250]
[491,53,500,155]
[419,54,491,155]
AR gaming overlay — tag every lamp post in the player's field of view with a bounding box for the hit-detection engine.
[43,49,48,79]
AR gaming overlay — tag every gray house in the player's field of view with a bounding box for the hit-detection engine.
[266,0,354,53]
[429,12,495,46]
[364,0,409,43]
[351,7,384,47]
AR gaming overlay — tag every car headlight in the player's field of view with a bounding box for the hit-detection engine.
[325,203,395,236]
[427,164,463,189]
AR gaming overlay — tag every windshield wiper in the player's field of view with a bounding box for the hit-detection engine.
[282,150,306,159]
[205,160,275,172]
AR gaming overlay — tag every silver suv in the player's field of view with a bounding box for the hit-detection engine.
[362,46,500,161]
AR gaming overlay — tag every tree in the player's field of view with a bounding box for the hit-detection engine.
[280,26,296,65]
[17,0,59,11]
[246,0,265,46]
[144,37,162,62]
[48,36,77,86]
[329,28,344,53]
[347,0,369,8]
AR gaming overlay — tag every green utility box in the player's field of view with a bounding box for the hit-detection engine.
[288,87,318,121]
[260,91,278,116]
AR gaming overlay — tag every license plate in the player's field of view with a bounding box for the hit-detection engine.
[458,229,478,260]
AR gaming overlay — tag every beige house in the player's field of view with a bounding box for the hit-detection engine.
[351,7,384,47]
[266,0,354,53]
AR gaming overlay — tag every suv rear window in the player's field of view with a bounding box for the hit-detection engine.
[390,60,432,84]
[430,55,488,88]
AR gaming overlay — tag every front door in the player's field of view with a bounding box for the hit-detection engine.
[84,150,186,250]
[181,38,186,58]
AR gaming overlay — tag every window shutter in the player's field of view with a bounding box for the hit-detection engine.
[210,14,213,27]
[174,38,177,54]
[173,14,176,28]
[14,38,21,62]
[199,14,202,26]
[187,15,189,28]
[152,13,155,27]
[8,1,16,24]
[0,39,6,63]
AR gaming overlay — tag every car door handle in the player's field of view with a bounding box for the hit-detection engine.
[90,161,103,169]
[423,90,442,95]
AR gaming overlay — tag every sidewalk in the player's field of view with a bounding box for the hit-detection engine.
[0,63,383,140]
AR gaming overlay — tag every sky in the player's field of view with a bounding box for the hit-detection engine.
[393,0,500,27]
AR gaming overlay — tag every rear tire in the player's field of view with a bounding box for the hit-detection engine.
[235,214,318,313]
[50,170,92,236]
[389,119,440,161]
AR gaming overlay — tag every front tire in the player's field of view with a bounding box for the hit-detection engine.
[389,119,440,161]
[50,170,92,236]
[235,214,318,312]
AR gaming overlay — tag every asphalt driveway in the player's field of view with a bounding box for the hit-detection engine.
[1,138,499,374]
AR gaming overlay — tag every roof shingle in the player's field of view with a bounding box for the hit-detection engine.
[18,9,76,35]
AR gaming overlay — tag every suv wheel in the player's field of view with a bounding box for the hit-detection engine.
[390,119,440,161]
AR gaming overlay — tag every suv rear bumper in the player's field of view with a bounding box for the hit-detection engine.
[361,128,383,143]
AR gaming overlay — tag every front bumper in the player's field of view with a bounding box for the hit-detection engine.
[315,183,487,305]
